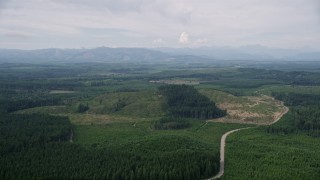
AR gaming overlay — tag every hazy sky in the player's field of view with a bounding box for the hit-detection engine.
[0,0,319,49]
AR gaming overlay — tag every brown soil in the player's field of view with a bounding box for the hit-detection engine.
[209,95,288,125]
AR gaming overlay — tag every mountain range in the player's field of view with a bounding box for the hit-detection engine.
[156,45,320,61]
[0,45,319,63]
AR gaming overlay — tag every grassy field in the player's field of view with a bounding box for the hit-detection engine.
[88,90,164,117]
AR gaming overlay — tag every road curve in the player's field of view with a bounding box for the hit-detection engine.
[207,102,289,180]
[269,106,289,125]
[207,127,252,180]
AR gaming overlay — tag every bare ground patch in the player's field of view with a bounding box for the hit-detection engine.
[149,79,200,85]
[200,89,288,125]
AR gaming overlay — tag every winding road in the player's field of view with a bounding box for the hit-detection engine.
[208,127,252,180]
[207,102,289,180]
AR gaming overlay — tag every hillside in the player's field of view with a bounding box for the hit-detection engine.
[0,47,169,63]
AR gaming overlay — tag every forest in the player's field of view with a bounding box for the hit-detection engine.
[158,85,226,119]
[153,117,191,130]
[0,113,219,179]
[267,92,320,137]
[1,62,320,179]
[223,89,320,179]
[0,65,225,179]
[153,85,225,130]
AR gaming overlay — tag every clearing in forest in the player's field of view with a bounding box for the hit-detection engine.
[200,89,287,125]
[17,88,286,126]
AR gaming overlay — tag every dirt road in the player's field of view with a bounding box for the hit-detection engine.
[269,104,289,125]
[207,102,289,179]
[207,127,252,180]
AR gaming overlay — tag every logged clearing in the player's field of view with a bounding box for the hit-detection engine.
[149,79,200,85]
[18,89,287,126]
[49,90,76,94]
[16,90,163,125]
[200,89,287,125]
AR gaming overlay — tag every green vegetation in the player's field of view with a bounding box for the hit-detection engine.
[223,127,320,180]
[0,114,72,153]
[152,85,225,130]
[153,117,191,130]
[89,90,163,117]
[0,112,250,179]
[1,61,320,179]
[268,91,320,136]
[159,85,226,119]
[223,85,320,179]
[77,103,89,113]
[1,114,211,179]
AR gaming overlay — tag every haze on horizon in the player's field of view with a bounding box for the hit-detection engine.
[0,0,319,50]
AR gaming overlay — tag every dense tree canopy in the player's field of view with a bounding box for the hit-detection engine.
[159,85,226,119]
[0,114,219,179]
[268,92,320,137]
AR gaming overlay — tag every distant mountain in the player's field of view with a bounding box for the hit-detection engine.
[156,47,262,60]
[156,45,320,61]
[1,46,319,64]
[288,52,320,61]
[0,47,170,63]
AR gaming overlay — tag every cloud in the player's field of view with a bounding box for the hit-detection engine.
[195,38,208,44]
[0,0,319,49]
[0,0,10,15]
[0,0,9,8]
[0,29,35,39]
[153,38,164,44]
[5,32,31,39]
[179,32,189,44]
[53,0,148,13]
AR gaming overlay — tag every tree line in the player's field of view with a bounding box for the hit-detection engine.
[153,85,226,130]
[0,113,219,179]
[158,85,226,119]
[267,92,320,137]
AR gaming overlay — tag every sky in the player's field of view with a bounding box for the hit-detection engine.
[0,0,319,49]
